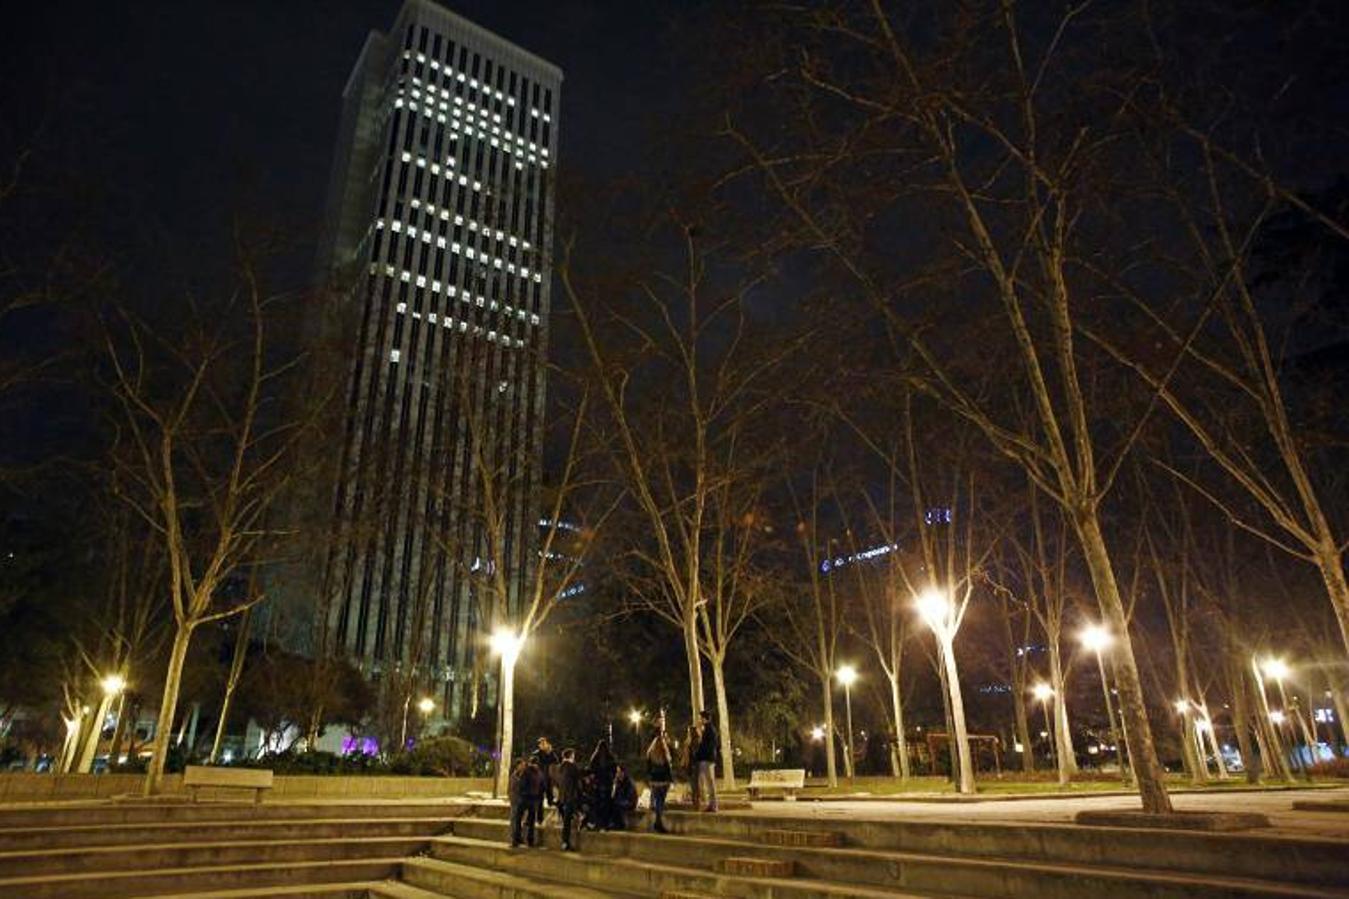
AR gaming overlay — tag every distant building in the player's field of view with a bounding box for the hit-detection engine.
[315,0,561,721]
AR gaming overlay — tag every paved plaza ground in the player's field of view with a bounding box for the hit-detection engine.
[736,785,1349,839]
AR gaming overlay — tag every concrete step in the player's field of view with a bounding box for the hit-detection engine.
[0,815,455,851]
[366,882,449,899]
[0,835,431,878]
[0,800,500,828]
[428,833,930,898]
[445,815,1348,899]
[647,809,1349,889]
[761,828,842,847]
[132,883,383,898]
[0,856,402,899]
[403,855,636,898]
[719,856,794,877]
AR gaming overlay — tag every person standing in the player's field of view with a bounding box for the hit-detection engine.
[551,747,582,851]
[531,737,560,823]
[680,723,701,808]
[611,764,639,830]
[509,757,544,847]
[693,709,720,812]
[587,739,618,830]
[646,732,674,833]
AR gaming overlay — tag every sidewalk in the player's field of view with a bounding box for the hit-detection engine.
[736,786,1349,840]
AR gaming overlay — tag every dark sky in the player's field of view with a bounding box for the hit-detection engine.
[1,0,696,287]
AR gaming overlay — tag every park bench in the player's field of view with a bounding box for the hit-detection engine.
[747,768,806,801]
[183,765,274,804]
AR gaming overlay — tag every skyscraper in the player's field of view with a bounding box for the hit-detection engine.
[316,0,560,722]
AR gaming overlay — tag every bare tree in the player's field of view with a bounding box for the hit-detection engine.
[562,218,783,735]
[104,256,323,794]
[723,1,1190,812]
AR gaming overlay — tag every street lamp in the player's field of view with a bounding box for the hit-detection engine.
[1079,624,1129,784]
[915,587,974,794]
[490,627,527,798]
[810,725,826,742]
[836,665,858,782]
[629,708,643,756]
[1031,682,1056,771]
[417,697,436,715]
[1260,656,1306,774]
[77,673,128,773]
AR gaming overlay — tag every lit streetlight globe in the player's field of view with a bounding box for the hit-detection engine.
[836,665,859,687]
[628,709,643,725]
[417,697,435,715]
[810,725,825,742]
[101,674,127,696]
[489,628,525,662]
[915,588,950,630]
[1269,710,1286,725]
[1079,624,1112,653]
[1031,682,1054,702]
[1261,658,1290,681]
[1174,699,1190,714]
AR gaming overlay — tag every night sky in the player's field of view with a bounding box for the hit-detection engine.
[1,0,694,288]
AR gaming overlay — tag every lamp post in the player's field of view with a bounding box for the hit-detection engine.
[1032,682,1056,772]
[629,708,644,757]
[836,665,858,782]
[490,627,526,798]
[1261,657,1306,775]
[77,674,126,773]
[916,587,975,794]
[1250,656,1292,781]
[1079,624,1129,784]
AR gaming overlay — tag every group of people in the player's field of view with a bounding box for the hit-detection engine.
[506,709,722,850]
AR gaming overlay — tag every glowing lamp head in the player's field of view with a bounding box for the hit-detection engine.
[417,697,436,714]
[489,628,525,662]
[1079,624,1113,653]
[1261,658,1290,681]
[810,725,825,742]
[101,674,127,696]
[628,709,643,725]
[836,664,859,687]
[915,587,951,631]
[1031,682,1054,702]
[1174,699,1190,714]
[1269,710,1286,725]
[1195,718,1212,733]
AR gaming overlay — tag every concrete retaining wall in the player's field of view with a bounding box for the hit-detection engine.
[0,773,492,802]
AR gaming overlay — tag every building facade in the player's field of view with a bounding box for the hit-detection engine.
[316,0,561,722]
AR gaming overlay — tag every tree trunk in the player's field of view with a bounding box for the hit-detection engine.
[1013,681,1033,774]
[107,691,130,767]
[1229,663,1260,783]
[1074,512,1172,814]
[144,624,194,796]
[493,654,518,799]
[889,673,911,781]
[819,673,838,787]
[1329,682,1349,751]
[941,638,975,794]
[1047,642,1078,778]
[210,606,253,764]
[76,693,115,774]
[1178,713,1204,784]
[1314,547,1349,661]
[683,609,704,721]
[710,653,736,790]
[1249,659,1294,782]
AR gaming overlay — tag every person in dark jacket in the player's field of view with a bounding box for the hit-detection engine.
[680,723,700,807]
[645,733,674,833]
[693,709,719,812]
[586,739,618,830]
[610,764,639,830]
[550,748,582,851]
[531,737,560,822]
[508,757,545,847]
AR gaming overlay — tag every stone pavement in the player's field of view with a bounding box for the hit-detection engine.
[738,786,1349,840]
